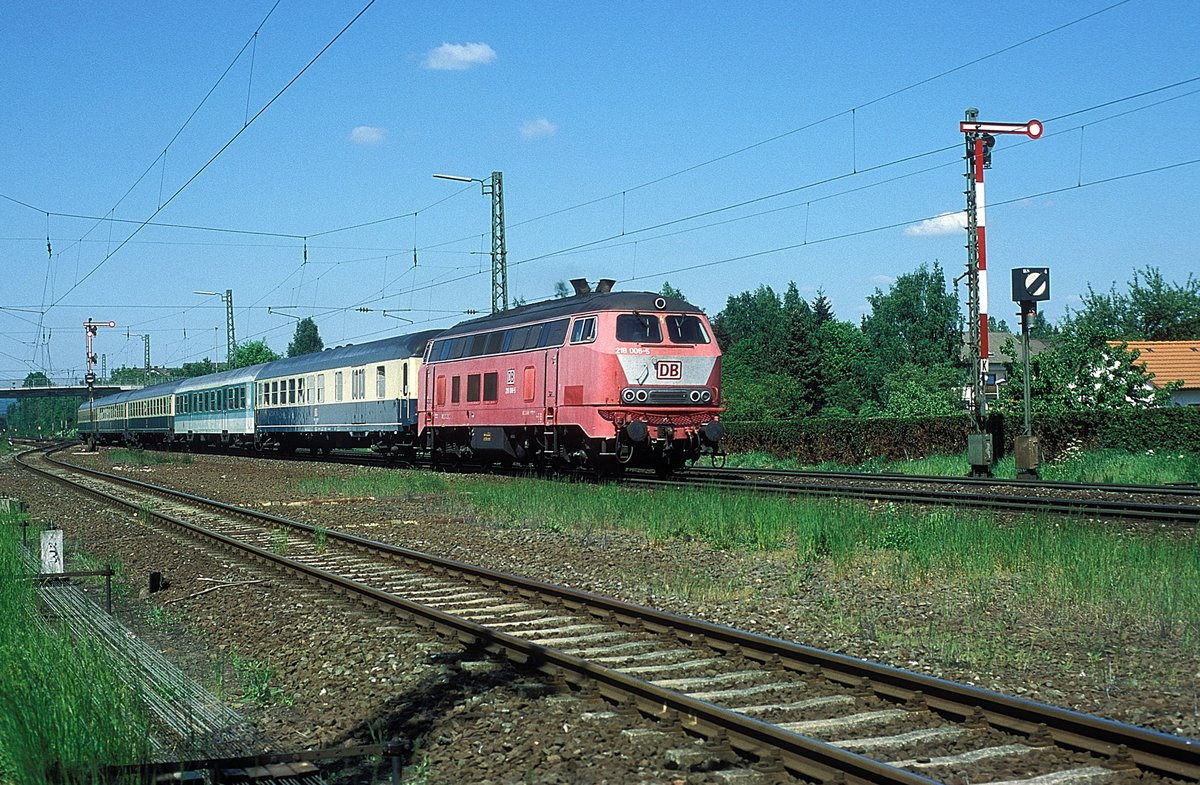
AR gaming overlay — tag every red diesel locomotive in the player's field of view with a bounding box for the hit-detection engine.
[419,279,724,472]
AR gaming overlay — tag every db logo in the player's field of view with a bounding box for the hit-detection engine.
[656,360,683,381]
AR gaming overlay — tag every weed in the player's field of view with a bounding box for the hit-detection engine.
[231,652,286,706]
[313,525,328,552]
[270,527,289,555]
[146,604,173,631]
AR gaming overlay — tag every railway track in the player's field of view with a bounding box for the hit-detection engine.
[632,467,1200,525]
[19,445,1200,784]
[98,441,1200,524]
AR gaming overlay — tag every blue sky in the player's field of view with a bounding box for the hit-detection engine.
[2,0,1198,383]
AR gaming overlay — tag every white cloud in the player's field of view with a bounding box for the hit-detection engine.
[904,211,966,237]
[423,42,497,71]
[520,117,557,139]
[872,274,896,286]
[349,125,386,145]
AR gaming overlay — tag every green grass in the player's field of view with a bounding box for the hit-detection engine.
[0,514,153,783]
[724,447,1200,485]
[108,448,179,467]
[460,477,1200,648]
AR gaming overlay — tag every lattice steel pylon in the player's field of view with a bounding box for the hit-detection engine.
[483,172,508,313]
[223,288,236,366]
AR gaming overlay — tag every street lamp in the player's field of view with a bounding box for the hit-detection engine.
[434,171,508,313]
[194,289,235,367]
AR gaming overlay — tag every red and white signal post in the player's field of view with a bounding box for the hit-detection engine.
[960,109,1042,475]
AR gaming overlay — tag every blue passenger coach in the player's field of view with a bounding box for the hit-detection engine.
[79,379,180,446]
[254,330,442,455]
[173,364,263,448]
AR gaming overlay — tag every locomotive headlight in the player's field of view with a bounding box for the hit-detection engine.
[635,389,649,403]
[622,388,636,403]
[689,390,701,402]
[700,390,712,403]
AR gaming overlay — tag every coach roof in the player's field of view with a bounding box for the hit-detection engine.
[255,329,444,379]
[438,291,698,338]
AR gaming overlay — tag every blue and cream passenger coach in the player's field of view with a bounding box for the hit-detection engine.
[253,330,442,455]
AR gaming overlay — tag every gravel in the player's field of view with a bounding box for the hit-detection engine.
[4,447,1197,783]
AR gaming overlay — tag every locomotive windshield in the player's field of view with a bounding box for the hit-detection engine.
[616,313,662,343]
[665,315,710,344]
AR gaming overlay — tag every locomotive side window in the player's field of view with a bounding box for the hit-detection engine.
[467,374,481,402]
[545,319,569,346]
[468,334,488,357]
[483,372,499,402]
[451,376,461,404]
[666,315,710,344]
[449,338,467,359]
[484,331,505,355]
[616,313,662,343]
[436,376,446,406]
[570,317,597,344]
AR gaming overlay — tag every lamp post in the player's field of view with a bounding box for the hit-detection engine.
[433,172,507,313]
[194,289,235,367]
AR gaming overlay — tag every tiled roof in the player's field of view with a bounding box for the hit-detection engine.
[1106,340,1200,390]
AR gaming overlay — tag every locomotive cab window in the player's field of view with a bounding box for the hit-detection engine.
[665,315,710,344]
[570,317,597,344]
[616,313,662,343]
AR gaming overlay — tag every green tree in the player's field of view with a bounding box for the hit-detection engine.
[879,364,963,417]
[179,359,218,378]
[815,320,876,416]
[660,281,687,301]
[998,341,1178,417]
[232,341,280,369]
[811,290,834,327]
[861,262,961,373]
[22,372,51,388]
[1059,265,1200,351]
[287,317,324,357]
[553,280,571,299]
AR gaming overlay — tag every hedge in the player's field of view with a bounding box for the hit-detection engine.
[722,406,1200,464]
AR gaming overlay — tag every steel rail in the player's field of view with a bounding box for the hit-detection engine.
[690,465,1200,498]
[623,474,1200,525]
[26,446,1200,782]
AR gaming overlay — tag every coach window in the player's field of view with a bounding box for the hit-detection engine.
[616,313,663,343]
[402,364,409,397]
[306,376,315,404]
[483,372,499,402]
[271,381,279,406]
[316,374,325,403]
[376,365,386,398]
[334,372,343,402]
[296,377,305,404]
[466,374,481,403]
[570,317,597,344]
[451,375,461,404]
[286,379,294,405]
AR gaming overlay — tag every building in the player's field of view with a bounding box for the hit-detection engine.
[1106,340,1200,406]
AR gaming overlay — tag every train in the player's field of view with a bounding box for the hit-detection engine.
[79,280,725,473]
